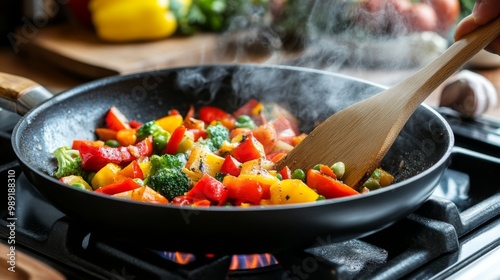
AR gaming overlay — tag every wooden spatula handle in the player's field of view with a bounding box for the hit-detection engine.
[394,16,500,113]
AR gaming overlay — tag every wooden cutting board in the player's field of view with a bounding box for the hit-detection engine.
[0,243,65,280]
[18,24,222,79]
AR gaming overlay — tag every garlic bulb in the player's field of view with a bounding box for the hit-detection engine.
[439,70,497,118]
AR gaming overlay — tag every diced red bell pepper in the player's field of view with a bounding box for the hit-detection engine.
[279,166,292,180]
[233,99,265,125]
[79,136,153,171]
[106,106,131,131]
[117,160,144,180]
[72,140,104,150]
[187,174,228,206]
[319,164,336,179]
[222,175,263,204]
[268,152,287,163]
[199,106,232,124]
[306,169,359,198]
[188,128,207,141]
[171,195,211,207]
[165,125,186,154]
[171,195,193,206]
[169,109,181,116]
[95,128,118,141]
[220,156,241,176]
[231,134,265,163]
[127,136,153,158]
[129,120,143,129]
[94,177,142,195]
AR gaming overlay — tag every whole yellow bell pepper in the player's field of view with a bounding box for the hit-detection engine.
[89,0,178,42]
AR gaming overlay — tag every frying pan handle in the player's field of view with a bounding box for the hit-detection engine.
[0,72,53,115]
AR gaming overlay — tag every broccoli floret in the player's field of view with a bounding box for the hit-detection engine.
[149,154,185,174]
[147,168,190,200]
[53,146,88,179]
[201,122,230,152]
[136,121,170,154]
[146,154,190,200]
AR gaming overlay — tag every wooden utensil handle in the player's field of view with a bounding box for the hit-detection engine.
[0,72,53,115]
[395,16,500,109]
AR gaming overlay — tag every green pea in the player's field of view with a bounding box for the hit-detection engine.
[291,169,306,181]
[105,139,120,147]
[331,162,345,179]
[312,164,322,170]
[363,177,381,190]
[71,183,88,191]
[316,195,326,201]
[276,173,283,180]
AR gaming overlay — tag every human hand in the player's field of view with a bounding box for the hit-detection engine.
[454,0,500,54]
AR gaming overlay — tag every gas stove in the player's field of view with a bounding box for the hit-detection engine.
[0,108,499,280]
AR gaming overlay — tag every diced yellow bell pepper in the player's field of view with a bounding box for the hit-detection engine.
[176,131,194,154]
[91,163,122,190]
[270,179,319,205]
[59,175,93,191]
[139,161,152,178]
[183,144,225,181]
[89,0,178,42]
[156,115,183,134]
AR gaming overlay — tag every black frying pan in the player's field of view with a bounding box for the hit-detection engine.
[1,65,453,254]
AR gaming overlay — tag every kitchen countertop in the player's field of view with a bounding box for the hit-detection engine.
[1,33,500,121]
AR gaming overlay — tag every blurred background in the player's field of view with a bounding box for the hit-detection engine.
[1,0,499,118]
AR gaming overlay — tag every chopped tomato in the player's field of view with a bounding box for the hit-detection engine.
[106,106,131,131]
[252,123,277,154]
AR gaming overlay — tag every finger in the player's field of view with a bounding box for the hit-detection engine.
[454,15,480,41]
[472,0,500,25]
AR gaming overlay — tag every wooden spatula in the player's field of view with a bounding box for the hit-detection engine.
[276,17,500,188]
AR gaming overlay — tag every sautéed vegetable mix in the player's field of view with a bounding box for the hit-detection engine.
[53,100,394,206]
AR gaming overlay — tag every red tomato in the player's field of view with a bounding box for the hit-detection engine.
[402,2,438,33]
[426,0,460,33]
[359,0,386,12]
